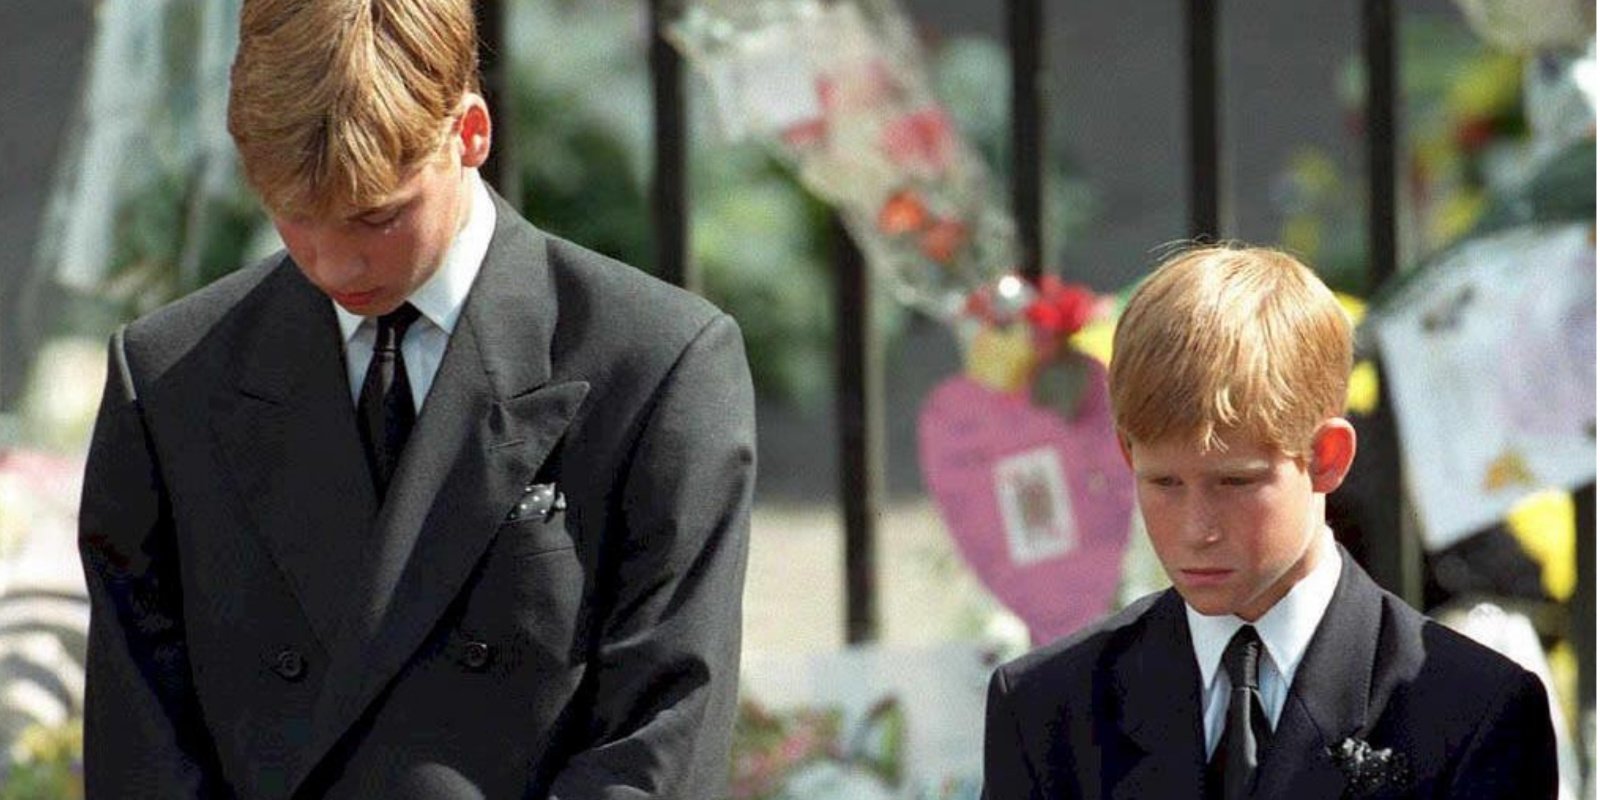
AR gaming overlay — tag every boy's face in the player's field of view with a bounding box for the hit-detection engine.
[1123,420,1355,621]
[272,95,490,317]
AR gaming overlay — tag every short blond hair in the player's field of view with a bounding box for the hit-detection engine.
[227,0,480,218]
[1108,244,1352,459]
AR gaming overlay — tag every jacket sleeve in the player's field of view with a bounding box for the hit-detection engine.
[548,313,755,799]
[1445,667,1558,799]
[982,665,1043,800]
[77,328,231,797]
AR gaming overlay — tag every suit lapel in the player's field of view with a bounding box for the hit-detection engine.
[293,193,591,793]
[210,262,378,649]
[1106,591,1209,800]
[1253,546,1385,799]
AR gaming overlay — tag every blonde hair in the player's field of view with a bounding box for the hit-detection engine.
[227,0,480,218]
[1108,244,1352,459]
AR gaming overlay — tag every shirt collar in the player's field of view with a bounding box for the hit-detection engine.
[1186,528,1342,692]
[334,170,497,342]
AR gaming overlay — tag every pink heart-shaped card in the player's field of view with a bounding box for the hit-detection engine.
[917,365,1134,644]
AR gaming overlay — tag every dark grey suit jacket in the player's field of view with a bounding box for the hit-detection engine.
[982,547,1557,799]
[77,192,756,799]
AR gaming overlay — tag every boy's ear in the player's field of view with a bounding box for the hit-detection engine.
[1309,417,1357,494]
[1116,433,1133,469]
[455,92,492,170]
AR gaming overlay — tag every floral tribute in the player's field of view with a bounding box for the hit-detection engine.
[668,0,1017,319]
[730,696,905,800]
[668,0,1115,410]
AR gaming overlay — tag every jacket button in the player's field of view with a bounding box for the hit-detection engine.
[462,641,492,671]
[273,648,306,681]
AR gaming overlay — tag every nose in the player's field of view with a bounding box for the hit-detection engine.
[1180,491,1223,545]
[297,229,366,288]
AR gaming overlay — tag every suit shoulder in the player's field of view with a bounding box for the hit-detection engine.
[1365,591,1554,744]
[997,591,1168,693]
[543,234,723,345]
[1381,595,1536,685]
[118,256,285,375]
[122,256,282,346]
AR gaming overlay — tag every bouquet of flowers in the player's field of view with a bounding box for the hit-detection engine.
[669,0,1016,319]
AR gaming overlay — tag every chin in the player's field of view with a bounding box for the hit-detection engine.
[1174,588,1235,617]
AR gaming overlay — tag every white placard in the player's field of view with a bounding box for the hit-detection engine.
[1372,223,1596,550]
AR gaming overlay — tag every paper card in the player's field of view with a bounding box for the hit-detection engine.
[993,447,1077,566]
[1372,223,1596,550]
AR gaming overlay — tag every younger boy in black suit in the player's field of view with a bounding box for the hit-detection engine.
[982,245,1556,799]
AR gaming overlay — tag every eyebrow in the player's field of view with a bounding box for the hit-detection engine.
[1134,460,1273,479]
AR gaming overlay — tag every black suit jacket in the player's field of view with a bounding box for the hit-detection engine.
[982,547,1557,799]
[77,192,756,799]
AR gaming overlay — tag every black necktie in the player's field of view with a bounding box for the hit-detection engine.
[1207,625,1273,800]
[358,303,422,497]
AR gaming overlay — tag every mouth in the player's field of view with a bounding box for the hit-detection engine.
[1179,568,1234,587]
[330,289,381,307]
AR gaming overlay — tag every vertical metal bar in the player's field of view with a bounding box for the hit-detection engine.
[1574,482,1595,777]
[833,217,882,644]
[476,0,520,210]
[1186,0,1219,240]
[1361,0,1422,607]
[1009,0,1044,280]
[650,0,692,291]
[1364,0,1398,288]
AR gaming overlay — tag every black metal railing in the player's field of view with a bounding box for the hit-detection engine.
[1010,0,1044,281]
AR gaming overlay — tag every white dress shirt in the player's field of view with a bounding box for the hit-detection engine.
[1186,528,1342,759]
[334,171,497,410]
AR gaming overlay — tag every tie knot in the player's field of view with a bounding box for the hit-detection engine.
[1222,625,1263,690]
[375,303,422,348]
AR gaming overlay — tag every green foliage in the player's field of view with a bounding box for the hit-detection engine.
[693,148,841,407]
[1,720,83,800]
[1281,13,1547,296]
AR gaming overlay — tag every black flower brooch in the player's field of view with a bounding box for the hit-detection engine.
[1328,737,1410,797]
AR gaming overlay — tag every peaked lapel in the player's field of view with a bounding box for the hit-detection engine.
[210,262,379,649]
[1252,547,1385,799]
[291,192,591,794]
[1105,590,1209,800]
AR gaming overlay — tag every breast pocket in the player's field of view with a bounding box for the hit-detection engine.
[493,510,577,560]
[471,508,590,673]
[491,483,574,559]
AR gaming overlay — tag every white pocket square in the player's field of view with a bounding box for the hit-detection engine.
[506,482,564,521]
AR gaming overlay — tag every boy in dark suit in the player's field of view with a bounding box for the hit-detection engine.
[981,245,1556,799]
[77,0,754,797]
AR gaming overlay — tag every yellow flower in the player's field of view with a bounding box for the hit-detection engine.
[1506,490,1576,601]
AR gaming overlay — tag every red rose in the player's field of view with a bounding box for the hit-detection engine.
[1026,279,1099,337]
[1053,285,1097,334]
[918,218,967,263]
[877,189,929,236]
[1024,300,1065,333]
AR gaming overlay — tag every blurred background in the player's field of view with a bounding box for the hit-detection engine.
[0,0,1593,797]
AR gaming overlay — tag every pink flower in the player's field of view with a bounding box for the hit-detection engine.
[881,107,955,174]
